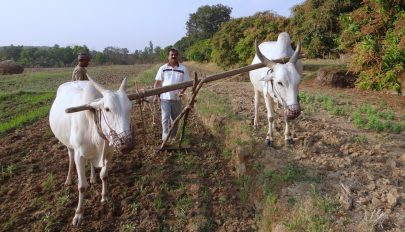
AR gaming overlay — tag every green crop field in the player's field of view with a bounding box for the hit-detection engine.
[0,64,158,136]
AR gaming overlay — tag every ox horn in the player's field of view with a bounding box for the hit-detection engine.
[289,41,301,64]
[118,77,127,92]
[255,39,275,68]
[87,74,107,93]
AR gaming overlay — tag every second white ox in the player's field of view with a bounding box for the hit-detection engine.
[249,32,303,146]
[49,76,134,226]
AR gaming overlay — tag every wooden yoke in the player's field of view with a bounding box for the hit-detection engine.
[65,54,304,114]
[65,62,266,113]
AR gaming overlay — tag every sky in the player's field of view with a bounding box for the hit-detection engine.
[1,0,304,53]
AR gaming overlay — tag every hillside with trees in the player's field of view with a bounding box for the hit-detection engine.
[182,0,404,94]
[0,1,403,93]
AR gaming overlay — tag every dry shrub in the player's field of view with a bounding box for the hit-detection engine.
[316,67,356,88]
[0,60,24,75]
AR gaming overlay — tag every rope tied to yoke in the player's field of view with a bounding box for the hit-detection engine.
[135,83,147,146]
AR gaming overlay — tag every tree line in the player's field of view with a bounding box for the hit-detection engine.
[0,41,169,67]
[1,0,403,93]
[179,1,404,94]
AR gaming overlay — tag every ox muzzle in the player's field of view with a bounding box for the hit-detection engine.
[109,129,134,153]
[283,104,301,120]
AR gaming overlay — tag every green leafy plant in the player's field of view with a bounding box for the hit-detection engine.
[43,173,54,193]
[122,223,136,232]
[155,195,163,211]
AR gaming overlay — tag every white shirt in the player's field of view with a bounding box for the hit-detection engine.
[155,63,190,100]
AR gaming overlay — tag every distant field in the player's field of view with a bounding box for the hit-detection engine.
[0,60,347,136]
[0,64,157,135]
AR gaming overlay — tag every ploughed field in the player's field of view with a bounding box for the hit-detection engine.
[1,62,405,231]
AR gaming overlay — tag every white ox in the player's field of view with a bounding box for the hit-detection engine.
[49,76,134,226]
[249,32,303,146]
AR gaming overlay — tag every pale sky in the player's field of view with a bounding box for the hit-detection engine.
[1,0,303,52]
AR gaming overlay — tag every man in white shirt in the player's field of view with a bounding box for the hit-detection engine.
[154,48,190,141]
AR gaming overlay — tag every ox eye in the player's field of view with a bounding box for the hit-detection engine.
[105,108,110,112]
[277,82,284,87]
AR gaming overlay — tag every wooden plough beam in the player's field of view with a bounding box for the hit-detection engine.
[65,53,304,113]
[65,62,267,113]
[63,55,303,150]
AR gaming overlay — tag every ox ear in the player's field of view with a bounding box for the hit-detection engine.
[259,75,272,82]
[255,39,275,69]
[118,78,127,92]
[289,42,301,64]
[87,74,107,93]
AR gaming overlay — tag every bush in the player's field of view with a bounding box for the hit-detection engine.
[339,0,405,94]
[185,39,212,62]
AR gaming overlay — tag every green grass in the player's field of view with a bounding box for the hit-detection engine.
[235,175,252,203]
[0,92,55,135]
[259,163,316,196]
[1,164,17,180]
[174,195,192,217]
[155,195,163,211]
[43,173,54,193]
[283,187,342,232]
[300,91,405,133]
[0,91,55,123]
[130,65,159,86]
[122,223,136,232]
[197,89,235,119]
[0,65,157,136]
[0,69,71,93]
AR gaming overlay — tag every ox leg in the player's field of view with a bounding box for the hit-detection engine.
[285,120,294,145]
[100,162,109,203]
[89,162,96,184]
[100,148,111,203]
[264,95,275,146]
[72,154,88,226]
[253,89,260,129]
[65,148,74,185]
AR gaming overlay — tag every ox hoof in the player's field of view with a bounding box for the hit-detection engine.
[264,139,272,147]
[72,213,83,226]
[64,179,72,186]
[101,196,108,203]
[286,138,294,145]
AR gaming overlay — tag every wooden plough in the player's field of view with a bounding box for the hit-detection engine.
[65,56,302,150]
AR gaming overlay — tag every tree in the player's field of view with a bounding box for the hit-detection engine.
[103,46,129,64]
[339,0,405,93]
[174,36,193,59]
[186,39,212,62]
[211,11,288,68]
[186,4,232,42]
[92,52,107,65]
[289,0,362,58]
[19,47,38,67]
[178,4,232,55]
[3,45,23,61]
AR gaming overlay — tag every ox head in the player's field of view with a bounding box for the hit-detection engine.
[256,40,302,120]
[87,75,134,153]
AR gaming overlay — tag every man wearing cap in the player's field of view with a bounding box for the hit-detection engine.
[72,53,91,81]
[154,48,190,142]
